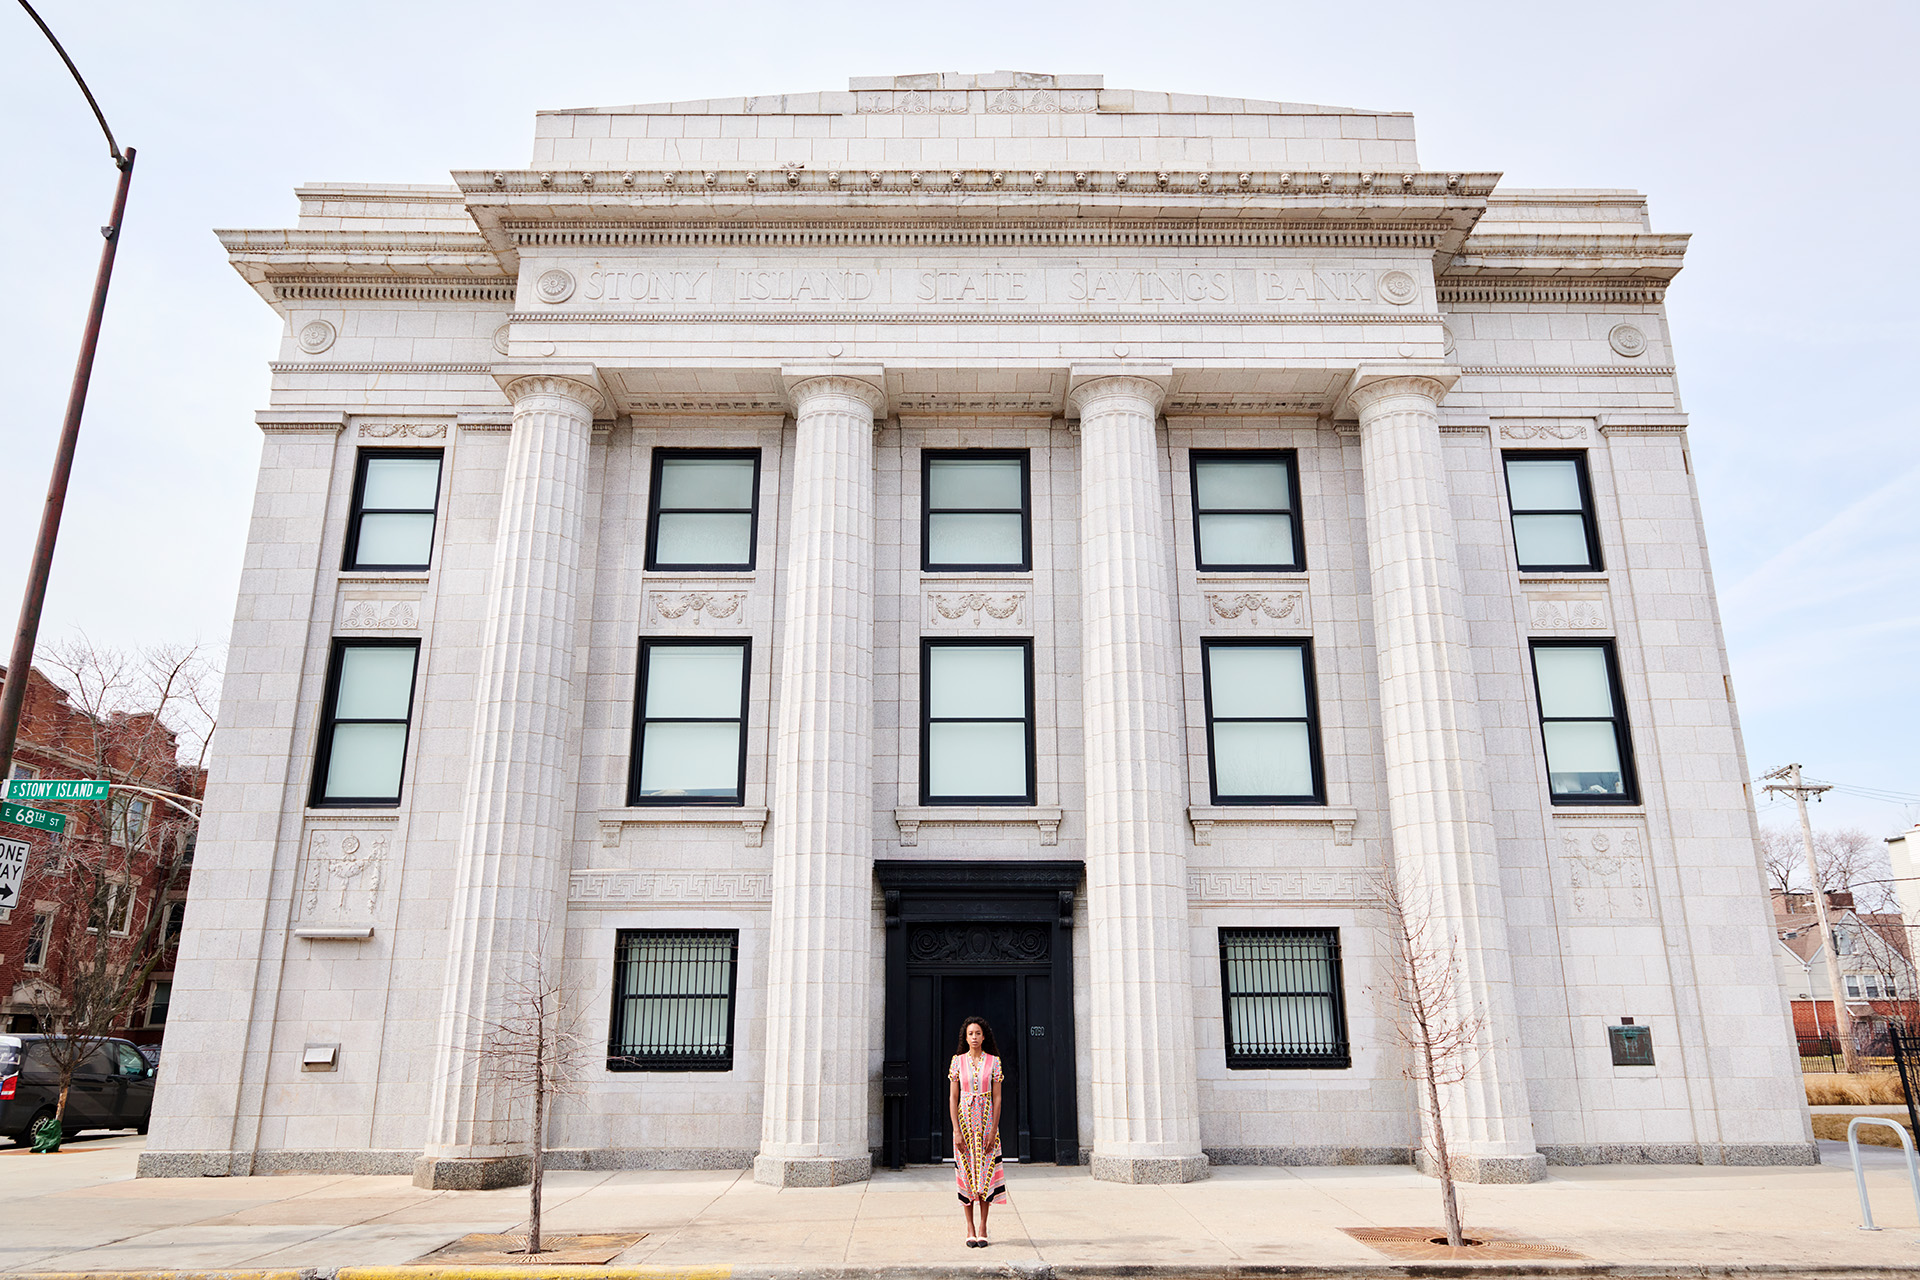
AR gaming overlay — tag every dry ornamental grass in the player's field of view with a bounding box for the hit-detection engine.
[1804,1072,1908,1106]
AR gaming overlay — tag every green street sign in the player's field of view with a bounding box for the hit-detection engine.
[0,801,66,834]
[5,778,108,803]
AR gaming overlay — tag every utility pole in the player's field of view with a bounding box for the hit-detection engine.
[1763,763,1853,1071]
[0,2,135,785]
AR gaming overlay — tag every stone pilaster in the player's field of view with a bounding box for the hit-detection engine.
[414,367,601,1191]
[755,367,886,1188]
[1349,368,1544,1185]
[1068,367,1208,1185]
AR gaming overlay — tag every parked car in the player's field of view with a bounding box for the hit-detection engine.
[0,1034,156,1145]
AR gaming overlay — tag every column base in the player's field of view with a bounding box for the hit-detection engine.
[413,1154,532,1190]
[1090,1152,1210,1184]
[1415,1150,1547,1184]
[754,1153,872,1187]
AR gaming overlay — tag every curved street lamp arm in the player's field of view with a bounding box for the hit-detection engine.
[14,0,124,166]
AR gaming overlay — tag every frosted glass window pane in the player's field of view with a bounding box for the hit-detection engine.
[1543,722,1625,795]
[354,512,435,566]
[654,512,753,565]
[1506,458,1583,510]
[928,646,1025,718]
[1535,647,1614,717]
[638,723,741,797]
[1513,514,1591,567]
[928,513,1023,565]
[658,457,756,508]
[928,722,1027,798]
[928,458,1022,509]
[645,646,745,717]
[1195,460,1290,510]
[324,723,406,798]
[1213,721,1313,797]
[334,647,416,719]
[1197,513,1294,566]
[1208,646,1307,718]
[362,456,440,509]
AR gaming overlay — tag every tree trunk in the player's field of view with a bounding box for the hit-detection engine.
[1424,1061,1463,1247]
[528,1046,545,1255]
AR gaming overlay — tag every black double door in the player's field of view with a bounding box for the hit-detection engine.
[877,860,1081,1169]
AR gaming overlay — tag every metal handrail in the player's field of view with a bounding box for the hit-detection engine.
[1848,1116,1920,1231]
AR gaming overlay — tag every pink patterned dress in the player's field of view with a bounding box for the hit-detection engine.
[949,1052,1006,1204]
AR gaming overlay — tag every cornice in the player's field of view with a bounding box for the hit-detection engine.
[269,361,494,375]
[269,278,517,303]
[1457,233,1689,258]
[508,309,1442,326]
[1458,364,1675,377]
[216,229,491,254]
[456,168,1500,201]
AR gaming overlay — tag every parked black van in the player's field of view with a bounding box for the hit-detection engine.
[0,1034,155,1145]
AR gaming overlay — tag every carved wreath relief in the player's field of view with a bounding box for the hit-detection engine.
[1556,827,1654,922]
[299,831,387,926]
[341,600,419,630]
[908,923,1051,965]
[927,592,1026,628]
[1203,591,1307,629]
[1528,598,1610,631]
[646,591,747,628]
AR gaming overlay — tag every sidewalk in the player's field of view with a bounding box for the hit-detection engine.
[6,1135,1920,1275]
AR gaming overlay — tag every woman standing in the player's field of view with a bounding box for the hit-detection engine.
[948,1015,1006,1247]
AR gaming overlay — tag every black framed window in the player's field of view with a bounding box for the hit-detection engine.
[628,639,750,805]
[608,929,739,1071]
[1190,450,1304,572]
[920,639,1035,805]
[23,911,52,969]
[922,450,1031,571]
[1219,927,1350,1069]
[147,980,172,1028]
[1202,639,1324,804]
[344,449,443,571]
[1530,639,1638,804]
[646,449,761,571]
[1503,451,1602,572]
[310,639,420,807]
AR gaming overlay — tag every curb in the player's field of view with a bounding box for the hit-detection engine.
[18,1266,1920,1280]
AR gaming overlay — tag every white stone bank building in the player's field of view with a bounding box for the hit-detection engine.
[145,73,1814,1188]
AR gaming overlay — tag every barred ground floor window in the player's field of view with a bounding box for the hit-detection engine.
[1218,926,1351,1069]
[607,929,739,1072]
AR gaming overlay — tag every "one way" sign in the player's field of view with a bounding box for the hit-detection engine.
[0,836,27,913]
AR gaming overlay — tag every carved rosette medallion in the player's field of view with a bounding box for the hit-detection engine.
[926,591,1027,629]
[535,269,576,304]
[298,830,388,927]
[1201,589,1309,630]
[1608,323,1648,358]
[1377,269,1418,306]
[492,324,512,355]
[646,591,748,628]
[1552,824,1654,922]
[1527,597,1611,632]
[297,320,336,354]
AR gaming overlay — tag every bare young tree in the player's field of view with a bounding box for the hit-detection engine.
[1762,825,1886,901]
[18,638,215,1148]
[1372,870,1485,1249]
[457,947,589,1254]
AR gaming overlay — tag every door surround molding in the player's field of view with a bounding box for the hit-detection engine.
[875,859,1082,1169]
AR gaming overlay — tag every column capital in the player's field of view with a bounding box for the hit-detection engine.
[782,365,887,417]
[1340,364,1460,420]
[1066,364,1172,418]
[492,363,605,416]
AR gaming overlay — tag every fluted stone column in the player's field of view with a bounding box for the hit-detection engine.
[755,367,886,1187]
[1350,368,1544,1184]
[1068,367,1208,1185]
[415,367,601,1190]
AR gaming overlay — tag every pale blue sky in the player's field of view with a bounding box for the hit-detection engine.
[1,0,1913,836]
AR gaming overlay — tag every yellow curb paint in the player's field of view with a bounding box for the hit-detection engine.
[356,1271,732,1280]
[21,1273,310,1280]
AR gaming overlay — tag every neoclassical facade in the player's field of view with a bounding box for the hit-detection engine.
[144,73,1813,1188]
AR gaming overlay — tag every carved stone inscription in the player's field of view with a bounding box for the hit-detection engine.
[555,261,1426,313]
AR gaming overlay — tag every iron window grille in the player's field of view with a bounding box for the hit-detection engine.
[309,639,421,807]
[343,449,443,571]
[1219,927,1351,1069]
[1201,638,1326,805]
[1502,450,1602,572]
[607,929,740,1072]
[1528,638,1639,805]
[645,449,762,572]
[919,638,1037,805]
[921,450,1032,572]
[1189,450,1305,572]
[627,638,751,806]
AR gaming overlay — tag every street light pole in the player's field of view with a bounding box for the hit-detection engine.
[0,1,134,785]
